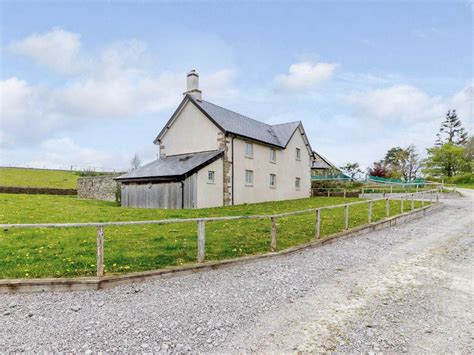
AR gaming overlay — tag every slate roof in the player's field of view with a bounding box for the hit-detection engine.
[194,99,300,148]
[311,151,337,170]
[115,150,223,181]
[155,95,305,149]
[193,100,298,147]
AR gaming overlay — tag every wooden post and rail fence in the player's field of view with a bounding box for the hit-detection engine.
[0,189,441,278]
[311,181,445,198]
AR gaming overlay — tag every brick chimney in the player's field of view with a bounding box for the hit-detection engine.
[184,69,202,101]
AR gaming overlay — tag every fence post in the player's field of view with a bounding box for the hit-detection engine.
[96,225,104,278]
[401,196,404,213]
[271,217,277,252]
[390,185,393,194]
[344,204,349,230]
[436,190,439,203]
[416,184,419,193]
[368,201,372,223]
[197,220,206,263]
[327,190,330,197]
[421,192,425,207]
[411,193,415,210]
[385,198,390,217]
[430,192,433,204]
[343,189,347,198]
[315,209,321,238]
[362,187,365,195]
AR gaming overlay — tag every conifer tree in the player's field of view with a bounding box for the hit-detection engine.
[435,110,468,146]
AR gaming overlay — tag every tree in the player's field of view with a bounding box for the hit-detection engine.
[367,161,389,178]
[130,153,141,170]
[435,110,468,146]
[464,136,474,162]
[404,145,420,181]
[423,143,471,177]
[340,162,362,180]
[383,145,420,181]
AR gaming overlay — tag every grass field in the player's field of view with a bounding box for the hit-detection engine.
[0,167,80,189]
[0,193,427,279]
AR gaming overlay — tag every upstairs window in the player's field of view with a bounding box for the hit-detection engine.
[245,142,254,158]
[295,177,301,190]
[270,148,277,163]
[207,171,215,184]
[270,174,276,188]
[296,148,301,161]
[245,170,254,186]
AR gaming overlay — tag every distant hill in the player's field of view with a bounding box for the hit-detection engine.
[0,167,103,189]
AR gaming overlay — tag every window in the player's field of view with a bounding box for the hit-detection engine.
[245,170,254,186]
[296,148,301,161]
[295,177,301,190]
[207,170,215,184]
[245,142,253,158]
[270,148,276,163]
[270,174,276,188]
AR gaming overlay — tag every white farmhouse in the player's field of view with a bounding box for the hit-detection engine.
[116,70,315,208]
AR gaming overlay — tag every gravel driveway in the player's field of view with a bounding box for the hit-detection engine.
[1,190,473,353]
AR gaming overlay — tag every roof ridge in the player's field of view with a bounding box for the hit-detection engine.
[271,121,301,127]
[200,99,275,128]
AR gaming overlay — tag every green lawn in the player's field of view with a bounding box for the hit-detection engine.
[0,167,80,189]
[0,193,427,279]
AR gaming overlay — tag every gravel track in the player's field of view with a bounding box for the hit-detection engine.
[1,190,473,353]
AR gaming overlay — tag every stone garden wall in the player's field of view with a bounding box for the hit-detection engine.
[77,175,121,202]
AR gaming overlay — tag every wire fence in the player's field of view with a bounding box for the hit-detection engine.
[0,189,441,279]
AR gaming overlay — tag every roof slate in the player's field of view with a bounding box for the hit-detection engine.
[116,150,223,181]
[194,99,300,148]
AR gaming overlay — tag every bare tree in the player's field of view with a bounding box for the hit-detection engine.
[130,153,141,170]
[340,162,362,180]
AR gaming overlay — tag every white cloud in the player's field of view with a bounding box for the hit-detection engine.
[348,84,446,124]
[275,61,338,92]
[0,77,62,146]
[2,29,238,147]
[9,28,82,74]
[451,84,474,130]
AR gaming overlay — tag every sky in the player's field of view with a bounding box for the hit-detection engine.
[1,0,473,172]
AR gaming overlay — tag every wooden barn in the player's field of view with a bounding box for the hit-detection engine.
[116,150,223,208]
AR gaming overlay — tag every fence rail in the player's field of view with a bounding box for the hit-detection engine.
[1,189,440,278]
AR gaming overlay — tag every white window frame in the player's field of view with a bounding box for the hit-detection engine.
[269,173,276,188]
[245,170,254,186]
[245,142,254,158]
[207,170,215,184]
[270,148,276,163]
[295,177,301,190]
[296,148,301,161]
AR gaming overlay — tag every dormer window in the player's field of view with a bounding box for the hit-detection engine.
[245,142,253,158]
[296,148,301,161]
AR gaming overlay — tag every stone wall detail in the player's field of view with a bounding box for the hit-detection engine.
[218,132,233,206]
[77,175,121,202]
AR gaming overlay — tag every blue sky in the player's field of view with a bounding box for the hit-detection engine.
[1,0,472,171]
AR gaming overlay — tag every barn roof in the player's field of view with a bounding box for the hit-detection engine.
[115,150,223,182]
[311,151,337,170]
[155,95,310,152]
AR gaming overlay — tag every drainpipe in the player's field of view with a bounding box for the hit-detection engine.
[181,181,185,209]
